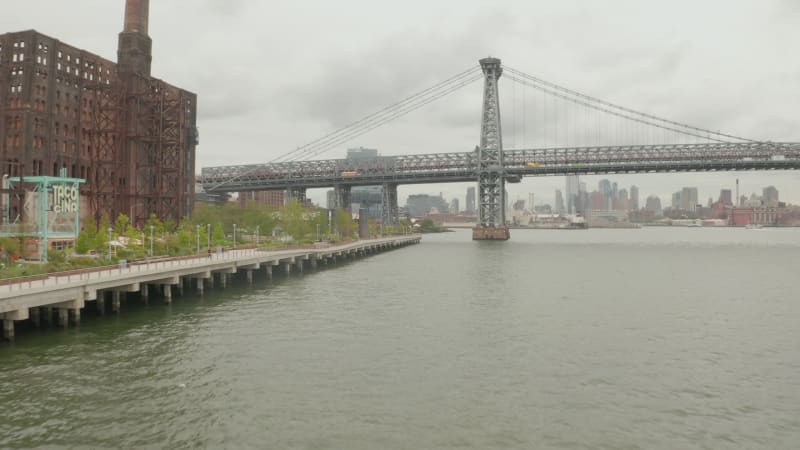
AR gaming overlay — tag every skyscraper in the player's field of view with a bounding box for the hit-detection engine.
[680,187,699,212]
[718,189,733,206]
[466,187,476,214]
[645,195,663,216]
[555,190,565,213]
[566,175,580,213]
[763,186,779,207]
[630,185,639,211]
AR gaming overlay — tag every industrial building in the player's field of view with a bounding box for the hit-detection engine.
[0,0,198,228]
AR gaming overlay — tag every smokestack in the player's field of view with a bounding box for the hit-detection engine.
[124,0,149,35]
[118,0,152,75]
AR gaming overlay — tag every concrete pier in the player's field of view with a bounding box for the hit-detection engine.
[0,236,421,341]
[3,319,13,341]
[112,291,121,313]
[58,309,69,328]
[30,307,41,327]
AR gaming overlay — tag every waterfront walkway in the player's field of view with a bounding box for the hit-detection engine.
[0,235,421,340]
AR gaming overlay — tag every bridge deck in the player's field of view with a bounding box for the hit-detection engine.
[201,142,800,192]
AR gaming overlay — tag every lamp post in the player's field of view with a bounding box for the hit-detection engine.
[207,223,211,252]
[196,224,200,254]
[149,225,154,257]
[108,227,113,260]
[233,223,237,250]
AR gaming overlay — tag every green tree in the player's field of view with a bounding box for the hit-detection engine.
[335,209,354,239]
[75,217,97,254]
[114,213,130,236]
[282,200,312,242]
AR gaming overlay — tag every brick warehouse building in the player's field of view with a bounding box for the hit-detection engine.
[0,0,198,227]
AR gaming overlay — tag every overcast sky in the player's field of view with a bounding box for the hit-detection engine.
[3,0,799,208]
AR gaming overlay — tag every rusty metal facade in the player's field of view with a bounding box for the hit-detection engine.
[0,0,197,227]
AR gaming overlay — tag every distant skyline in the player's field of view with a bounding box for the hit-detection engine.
[3,0,798,207]
[394,175,787,211]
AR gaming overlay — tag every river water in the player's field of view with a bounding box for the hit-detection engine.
[1,228,799,449]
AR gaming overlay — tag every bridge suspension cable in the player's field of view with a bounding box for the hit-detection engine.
[203,66,483,192]
[275,66,483,163]
[503,65,759,145]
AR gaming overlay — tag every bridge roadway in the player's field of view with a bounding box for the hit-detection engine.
[202,142,800,192]
[0,235,421,341]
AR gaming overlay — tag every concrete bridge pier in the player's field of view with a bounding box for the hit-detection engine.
[141,284,149,302]
[310,258,318,270]
[177,281,185,297]
[43,307,53,326]
[283,261,292,276]
[96,293,106,315]
[30,307,41,327]
[197,278,204,294]
[57,309,69,328]
[220,272,227,289]
[70,308,80,326]
[2,319,14,341]
[265,265,273,280]
[112,291,122,313]
[163,285,172,304]
[2,309,29,341]
[246,269,253,284]
[207,274,215,289]
[295,259,304,274]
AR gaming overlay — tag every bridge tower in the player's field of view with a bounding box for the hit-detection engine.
[472,58,510,240]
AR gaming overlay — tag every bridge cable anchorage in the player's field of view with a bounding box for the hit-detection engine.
[503,65,771,146]
[275,66,483,163]
[283,73,483,162]
[203,66,483,192]
[503,73,736,144]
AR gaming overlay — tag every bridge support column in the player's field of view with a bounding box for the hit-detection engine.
[208,274,215,289]
[220,273,227,289]
[163,285,172,304]
[381,183,399,226]
[30,307,41,327]
[70,308,80,326]
[286,187,307,205]
[310,258,317,270]
[177,281,185,297]
[96,292,106,315]
[141,284,149,301]
[473,57,510,241]
[246,269,253,284]
[112,291,121,313]
[2,319,14,341]
[265,265,273,280]
[197,278,204,294]
[333,185,352,212]
[43,307,53,326]
[295,259,304,274]
[56,308,68,328]
[283,261,292,276]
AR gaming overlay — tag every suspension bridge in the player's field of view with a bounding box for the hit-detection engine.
[201,58,800,240]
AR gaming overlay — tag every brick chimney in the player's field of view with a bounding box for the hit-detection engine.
[117,0,152,75]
